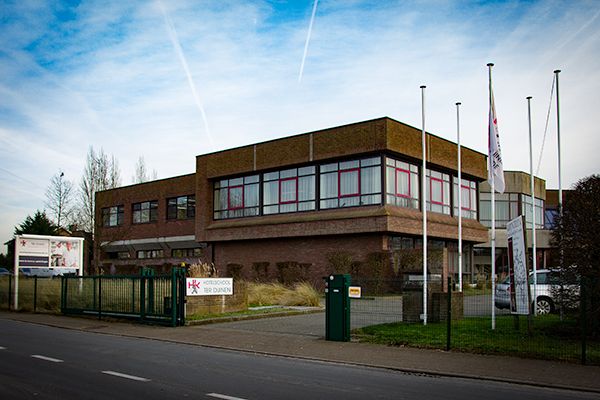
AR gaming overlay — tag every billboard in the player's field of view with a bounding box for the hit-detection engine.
[15,235,83,273]
[13,234,85,309]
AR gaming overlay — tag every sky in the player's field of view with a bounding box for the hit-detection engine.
[1,0,599,253]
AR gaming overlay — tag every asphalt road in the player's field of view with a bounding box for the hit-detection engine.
[0,319,596,400]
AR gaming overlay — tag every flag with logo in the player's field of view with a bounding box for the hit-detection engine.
[488,87,505,194]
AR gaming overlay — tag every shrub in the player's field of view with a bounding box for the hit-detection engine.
[326,252,355,274]
[188,261,217,278]
[251,262,269,282]
[247,281,322,307]
[226,263,244,281]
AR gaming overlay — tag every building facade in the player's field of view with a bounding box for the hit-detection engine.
[474,171,555,279]
[97,117,490,283]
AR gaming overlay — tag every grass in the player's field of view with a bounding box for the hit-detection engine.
[248,282,322,307]
[355,313,599,364]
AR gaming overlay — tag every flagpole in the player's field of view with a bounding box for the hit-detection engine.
[554,70,562,206]
[527,96,538,315]
[421,85,428,326]
[456,102,463,292]
[488,63,496,330]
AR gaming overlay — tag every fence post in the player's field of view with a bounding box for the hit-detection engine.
[98,276,102,321]
[33,276,38,313]
[171,268,177,327]
[8,275,11,310]
[582,276,586,366]
[447,276,451,351]
[140,275,146,324]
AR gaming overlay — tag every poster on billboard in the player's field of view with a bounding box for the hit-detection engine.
[15,235,83,276]
[507,216,529,315]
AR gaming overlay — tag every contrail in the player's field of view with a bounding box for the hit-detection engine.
[299,0,318,83]
[158,1,215,151]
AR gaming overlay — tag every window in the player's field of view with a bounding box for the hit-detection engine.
[387,236,415,250]
[263,167,315,215]
[107,251,130,259]
[479,193,519,228]
[545,207,558,228]
[137,249,164,259]
[426,170,451,215]
[522,195,545,229]
[319,157,381,209]
[172,248,202,257]
[167,195,195,220]
[214,176,259,219]
[133,201,158,224]
[386,158,419,209]
[102,206,124,227]
[453,178,477,219]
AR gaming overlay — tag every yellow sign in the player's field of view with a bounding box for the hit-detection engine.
[349,286,361,298]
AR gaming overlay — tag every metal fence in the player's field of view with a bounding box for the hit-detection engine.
[348,276,599,366]
[61,270,186,326]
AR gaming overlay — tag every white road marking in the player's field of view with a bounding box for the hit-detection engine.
[0,346,6,350]
[207,393,248,400]
[101,370,151,382]
[31,355,64,363]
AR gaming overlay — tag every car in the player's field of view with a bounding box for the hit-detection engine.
[494,269,575,314]
[0,268,12,276]
[20,268,56,278]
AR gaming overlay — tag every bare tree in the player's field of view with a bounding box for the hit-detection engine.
[44,170,76,230]
[132,156,158,184]
[79,146,122,235]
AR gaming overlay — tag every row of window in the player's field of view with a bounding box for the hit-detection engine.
[214,156,479,220]
[102,195,195,227]
[109,248,202,259]
[479,193,545,229]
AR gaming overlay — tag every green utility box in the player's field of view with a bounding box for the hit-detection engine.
[324,274,350,342]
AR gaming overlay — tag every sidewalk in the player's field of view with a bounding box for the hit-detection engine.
[1,311,599,394]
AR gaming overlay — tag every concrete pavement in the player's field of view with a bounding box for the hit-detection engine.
[1,311,599,394]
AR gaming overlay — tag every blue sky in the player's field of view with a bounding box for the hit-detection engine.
[1,0,599,252]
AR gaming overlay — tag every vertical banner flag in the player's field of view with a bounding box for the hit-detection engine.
[488,88,505,194]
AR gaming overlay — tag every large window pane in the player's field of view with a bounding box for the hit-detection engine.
[320,172,338,199]
[340,169,359,197]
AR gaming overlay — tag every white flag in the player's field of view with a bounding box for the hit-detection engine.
[488,88,505,194]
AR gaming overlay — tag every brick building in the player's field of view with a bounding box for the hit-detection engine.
[96,117,489,283]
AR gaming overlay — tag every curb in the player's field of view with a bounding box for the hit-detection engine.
[185,307,324,326]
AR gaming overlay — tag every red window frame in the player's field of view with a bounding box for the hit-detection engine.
[338,168,360,198]
[461,184,471,210]
[396,168,411,198]
[279,177,298,204]
[430,177,444,205]
[228,185,244,210]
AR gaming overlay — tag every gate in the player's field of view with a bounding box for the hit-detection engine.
[60,268,186,327]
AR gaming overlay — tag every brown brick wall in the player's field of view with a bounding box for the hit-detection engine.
[211,234,386,284]
[96,174,196,249]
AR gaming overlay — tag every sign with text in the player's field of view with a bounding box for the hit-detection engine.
[186,278,233,296]
[348,286,361,298]
[507,216,529,315]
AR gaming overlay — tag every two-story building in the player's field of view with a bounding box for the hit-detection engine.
[96,117,492,282]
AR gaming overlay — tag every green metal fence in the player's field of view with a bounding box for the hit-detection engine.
[349,276,599,365]
[61,268,186,327]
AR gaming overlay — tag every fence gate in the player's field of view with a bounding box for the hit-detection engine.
[61,268,186,327]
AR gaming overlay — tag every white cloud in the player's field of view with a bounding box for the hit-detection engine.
[1,0,599,251]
